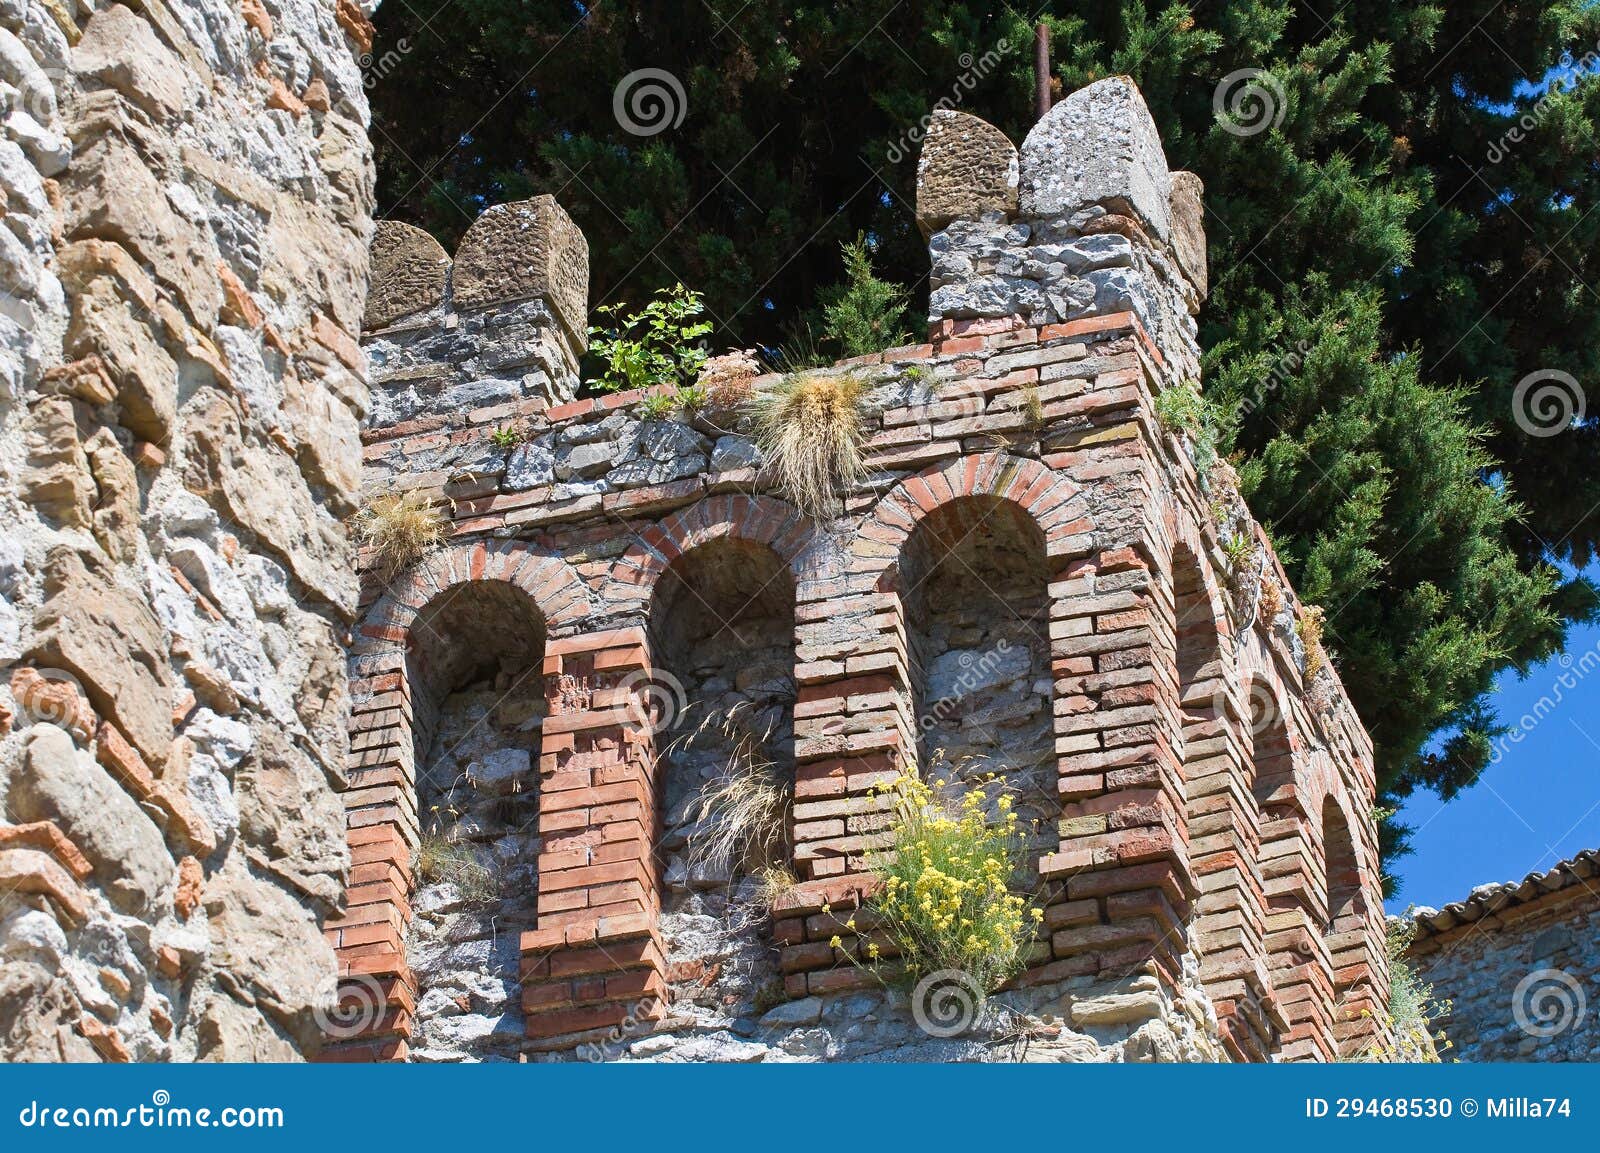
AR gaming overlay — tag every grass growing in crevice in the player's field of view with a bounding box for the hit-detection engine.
[415,832,499,905]
[675,704,793,884]
[747,372,869,520]
[351,490,447,575]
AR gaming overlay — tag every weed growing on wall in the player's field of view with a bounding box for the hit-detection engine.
[844,772,1042,996]
[1348,919,1451,1062]
[748,372,869,519]
[351,490,447,575]
[589,283,712,393]
[1153,380,1221,484]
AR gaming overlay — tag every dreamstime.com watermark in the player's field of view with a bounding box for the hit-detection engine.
[1511,369,1585,438]
[918,639,1013,733]
[1487,45,1599,163]
[884,39,1016,165]
[1487,639,1600,766]
[16,1091,283,1130]
[1213,68,1287,138]
[1512,968,1587,1040]
[613,68,687,137]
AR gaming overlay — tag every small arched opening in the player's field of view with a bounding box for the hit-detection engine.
[404,580,548,1060]
[647,535,797,1022]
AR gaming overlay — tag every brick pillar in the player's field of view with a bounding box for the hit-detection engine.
[320,650,418,1061]
[520,627,666,1042]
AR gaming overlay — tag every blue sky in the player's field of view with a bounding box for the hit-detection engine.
[1386,579,1600,913]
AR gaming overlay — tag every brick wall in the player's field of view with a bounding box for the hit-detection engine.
[330,78,1388,1062]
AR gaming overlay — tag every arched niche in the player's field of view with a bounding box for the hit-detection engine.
[403,579,548,1059]
[646,535,797,1022]
[898,493,1056,880]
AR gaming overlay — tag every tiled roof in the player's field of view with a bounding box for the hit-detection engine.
[1407,849,1600,939]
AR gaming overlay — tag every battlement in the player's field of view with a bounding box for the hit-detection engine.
[337,78,1387,1064]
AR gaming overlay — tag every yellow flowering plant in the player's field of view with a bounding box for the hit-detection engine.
[853,771,1043,995]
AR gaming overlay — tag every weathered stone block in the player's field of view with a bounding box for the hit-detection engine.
[451,196,589,347]
[66,277,179,443]
[26,547,173,767]
[184,391,358,614]
[915,109,1019,237]
[364,220,450,330]
[64,133,221,327]
[1169,170,1207,299]
[73,3,192,123]
[1021,77,1172,243]
[11,727,173,915]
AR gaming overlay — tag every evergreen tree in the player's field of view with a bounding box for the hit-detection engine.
[368,1,1600,874]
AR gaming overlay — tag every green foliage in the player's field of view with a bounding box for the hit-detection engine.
[637,392,678,422]
[849,772,1043,994]
[818,234,911,357]
[489,423,523,449]
[1153,380,1208,436]
[1347,919,1451,1062]
[370,0,1600,873]
[588,284,712,394]
[1154,380,1221,483]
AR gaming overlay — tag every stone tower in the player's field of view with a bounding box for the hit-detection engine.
[337,78,1389,1062]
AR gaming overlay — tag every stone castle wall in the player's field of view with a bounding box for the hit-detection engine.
[339,80,1390,1063]
[1407,852,1600,1061]
[0,0,377,1061]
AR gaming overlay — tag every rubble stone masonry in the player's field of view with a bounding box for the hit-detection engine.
[0,0,377,1061]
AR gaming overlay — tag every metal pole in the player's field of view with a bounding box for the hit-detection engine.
[1034,23,1051,121]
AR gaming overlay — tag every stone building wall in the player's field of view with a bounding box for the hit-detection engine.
[1406,851,1600,1061]
[338,79,1389,1063]
[0,0,377,1061]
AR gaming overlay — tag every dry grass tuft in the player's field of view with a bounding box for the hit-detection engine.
[673,705,793,883]
[748,372,869,519]
[415,832,498,904]
[352,490,447,575]
[1297,604,1328,680]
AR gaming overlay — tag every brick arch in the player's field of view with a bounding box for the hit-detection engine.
[854,452,1085,590]
[605,494,813,612]
[328,540,588,1061]
[1310,775,1378,1058]
[353,540,590,657]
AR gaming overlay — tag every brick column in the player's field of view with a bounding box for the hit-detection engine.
[520,627,666,1043]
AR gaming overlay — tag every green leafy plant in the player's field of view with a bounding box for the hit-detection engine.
[1153,380,1222,483]
[1346,919,1451,1062]
[747,372,870,519]
[841,772,1042,996]
[818,233,911,358]
[489,423,524,449]
[351,490,448,575]
[637,391,677,421]
[588,283,712,393]
[901,365,924,383]
[676,384,708,419]
[1222,531,1255,572]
